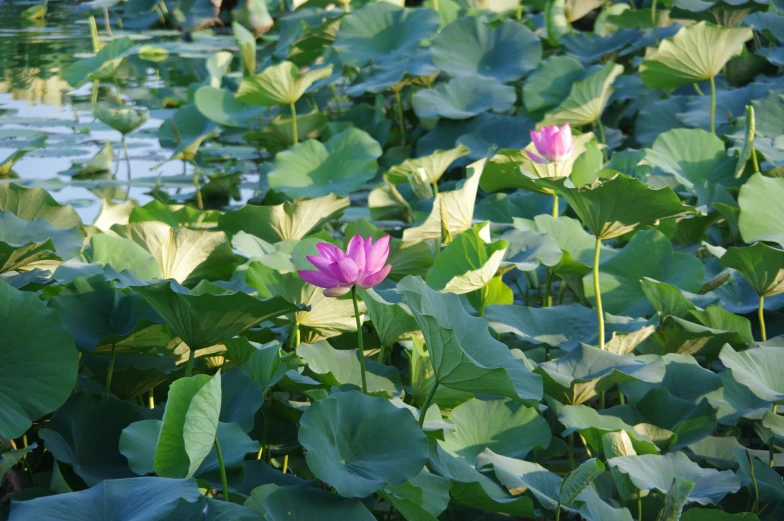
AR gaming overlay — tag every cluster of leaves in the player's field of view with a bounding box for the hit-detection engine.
[1,0,784,520]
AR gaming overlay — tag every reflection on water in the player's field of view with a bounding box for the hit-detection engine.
[0,0,251,223]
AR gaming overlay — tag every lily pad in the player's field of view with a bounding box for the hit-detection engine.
[412,76,516,120]
[237,61,333,107]
[194,87,267,128]
[542,63,623,127]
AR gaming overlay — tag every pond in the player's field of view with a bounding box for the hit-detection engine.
[0,0,257,224]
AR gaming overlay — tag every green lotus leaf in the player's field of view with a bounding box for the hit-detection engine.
[60,142,114,177]
[403,159,484,242]
[0,135,46,176]
[557,405,664,455]
[296,340,404,397]
[654,309,750,359]
[645,128,737,206]
[237,340,288,389]
[682,510,760,521]
[499,227,563,272]
[159,494,266,520]
[536,344,665,405]
[476,450,633,521]
[621,353,721,405]
[220,367,263,433]
[129,200,221,229]
[640,22,752,89]
[487,303,649,352]
[441,398,550,464]
[719,344,784,403]
[245,262,358,341]
[194,87,267,128]
[298,390,429,498]
[82,234,163,281]
[412,76,516,120]
[426,222,508,294]
[0,444,34,482]
[266,128,381,199]
[0,280,78,439]
[112,221,235,284]
[630,389,718,449]
[38,392,143,486]
[427,443,537,517]
[158,103,219,162]
[523,55,585,115]
[358,288,419,348]
[93,105,150,135]
[20,2,46,20]
[718,243,784,297]
[237,61,333,107]
[541,63,623,127]
[384,145,469,185]
[431,17,541,83]
[660,476,696,521]
[132,280,300,351]
[334,2,440,67]
[264,484,375,521]
[398,276,543,403]
[0,184,82,229]
[527,214,616,275]
[64,37,135,87]
[379,470,451,521]
[154,372,221,478]
[583,230,704,317]
[231,22,257,76]
[608,452,740,505]
[735,449,784,506]
[48,274,154,352]
[7,477,201,521]
[738,173,784,248]
[0,212,81,274]
[560,458,605,505]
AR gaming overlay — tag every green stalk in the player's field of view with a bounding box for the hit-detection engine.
[214,436,230,502]
[185,348,195,377]
[770,404,778,468]
[103,6,113,37]
[568,432,575,471]
[748,451,759,514]
[596,118,606,145]
[544,269,553,308]
[552,193,559,218]
[693,83,704,96]
[555,502,562,521]
[351,287,368,394]
[637,494,642,521]
[192,162,204,210]
[593,237,605,350]
[651,0,659,45]
[290,102,298,144]
[759,295,767,342]
[105,344,116,396]
[395,89,407,145]
[709,76,717,134]
[752,149,760,174]
[378,344,388,365]
[419,381,438,428]
[122,136,131,180]
[432,180,438,197]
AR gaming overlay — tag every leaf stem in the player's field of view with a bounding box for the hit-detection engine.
[637,494,642,521]
[185,348,195,377]
[651,0,659,45]
[555,501,562,521]
[122,136,131,180]
[214,436,230,502]
[693,83,704,96]
[544,269,553,308]
[192,162,204,210]
[593,237,605,350]
[552,193,559,218]
[709,76,717,134]
[103,6,113,37]
[378,344,388,365]
[395,89,406,145]
[105,344,116,396]
[568,432,575,471]
[351,287,368,394]
[596,118,606,145]
[759,295,767,342]
[289,102,298,144]
[419,381,438,428]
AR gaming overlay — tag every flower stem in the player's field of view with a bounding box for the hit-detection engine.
[709,75,717,134]
[771,404,778,468]
[651,0,659,45]
[555,501,562,521]
[596,118,606,145]
[593,237,605,350]
[105,344,116,396]
[122,136,131,180]
[185,349,195,377]
[378,344,388,365]
[637,494,642,521]
[568,432,575,471]
[395,89,406,145]
[192,162,204,210]
[214,436,230,502]
[693,83,704,96]
[419,381,438,428]
[759,295,767,342]
[290,102,298,144]
[351,287,368,394]
[552,193,559,218]
[103,6,113,37]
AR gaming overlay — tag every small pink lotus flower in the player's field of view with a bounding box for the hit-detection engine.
[526,123,574,164]
[298,235,392,297]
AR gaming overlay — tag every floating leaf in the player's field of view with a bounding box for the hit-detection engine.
[237,61,333,107]
[64,37,135,87]
[194,87,267,128]
[542,63,623,127]
[412,77,516,120]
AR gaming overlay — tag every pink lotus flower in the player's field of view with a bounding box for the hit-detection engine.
[526,123,574,164]
[298,235,392,297]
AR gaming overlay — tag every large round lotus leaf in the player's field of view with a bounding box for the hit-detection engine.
[237,61,333,107]
[64,37,135,87]
[334,2,440,67]
[0,135,47,176]
[266,128,382,199]
[93,105,149,135]
[264,484,376,521]
[523,55,585,115]
[298,390,429,498]
[431,17,541,83]
[640,22,752,89]
[644,128,738,207]
[0,211,83,274]
[738,173,784,248]
[441,398,550,464]
[719,243,784,297]
[719,344,784,403]
[0,184,82,229]
[38,392,144,486]
[7,477,201,521]
[608,452,740,505]
[541,62,623,127]
[194,87,267,128]
[412,76,516,120]
[0,280,79,439]
[158,104,219,162]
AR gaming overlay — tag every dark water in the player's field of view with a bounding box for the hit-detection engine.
[0,0,247,223]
